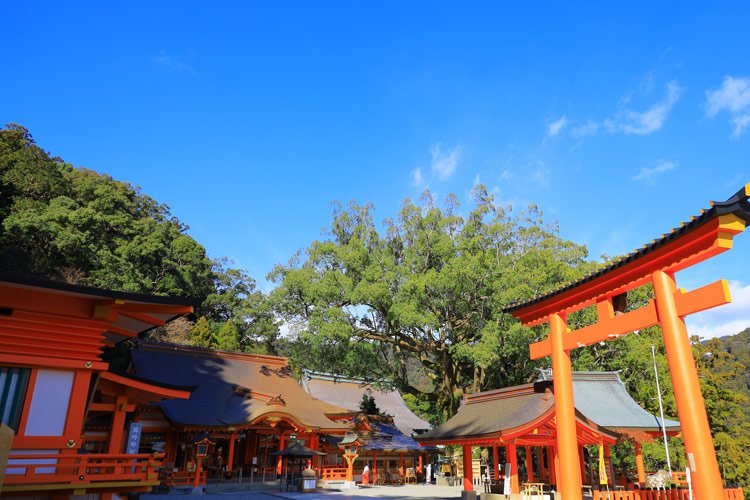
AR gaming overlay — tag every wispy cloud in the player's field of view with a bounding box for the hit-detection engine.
[569,81,683,137]
[150,50,195,75]
[547,116,568,137]
[571,120,606,138]
[620,81,683,135]
[411,167,424,187]
[633,159,676,183]
[687,280,750,339]
[430,144,462,181]
[705,76,750,138]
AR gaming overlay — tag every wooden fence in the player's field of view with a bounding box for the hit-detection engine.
[592,486,744,500]
[3,452,161,486]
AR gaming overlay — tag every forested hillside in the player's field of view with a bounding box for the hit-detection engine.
[2,123,748,490]
[0,124,279,353]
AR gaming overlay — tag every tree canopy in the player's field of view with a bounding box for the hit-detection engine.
[270,188,593,417]
[0,123,279,354]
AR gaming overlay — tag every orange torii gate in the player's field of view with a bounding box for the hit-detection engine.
[503,184,750,500]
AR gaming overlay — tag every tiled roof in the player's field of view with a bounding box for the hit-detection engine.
[340,415,431,452]
[417,384,552,442]
[571,372,680,432]
[418,371,679,442]
[300,372,432,436]
[130,341,349,431]
[503,184,750,314]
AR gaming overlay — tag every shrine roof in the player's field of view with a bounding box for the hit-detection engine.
[502,184,750,323]
[339,415,433,452]
[571,372,680,432]
[0,274,195,363]
[300,371,432,436]
[417,383,551,443]
[130,341,349,432]
[418,371,679,444]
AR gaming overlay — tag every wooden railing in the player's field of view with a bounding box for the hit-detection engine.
[319,466,348,480]
[3,453,162,486]
[592,486,744,500]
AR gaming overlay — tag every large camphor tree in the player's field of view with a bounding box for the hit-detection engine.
[270,187,592,418]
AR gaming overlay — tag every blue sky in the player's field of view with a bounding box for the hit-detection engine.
[2,2,749,338]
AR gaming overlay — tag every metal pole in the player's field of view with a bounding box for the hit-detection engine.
[651,344,672,474]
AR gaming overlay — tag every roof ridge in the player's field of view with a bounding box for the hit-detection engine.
[503,183,750,313]
[138,339,289,366]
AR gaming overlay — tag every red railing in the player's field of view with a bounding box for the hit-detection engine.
[3,453,162,486]
[319,466,348,480]
[591,486,744,500]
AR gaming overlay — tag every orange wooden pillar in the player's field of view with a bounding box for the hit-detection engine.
[276,435,287,476]
[462,444,473,491]
[373,453,378,484]
[634,442,646,486]
[546,446,556,485]
[493,445,500,480]
[526,446,534,482]
[227,432,236,475]
[310,434,320,468]
[108,395,128,453]
[399,453,405,476]
[550,312,583,499]
[538,447,545,481]
[507,441,519,494]
[418,454,423,474]
[653,270,725,500]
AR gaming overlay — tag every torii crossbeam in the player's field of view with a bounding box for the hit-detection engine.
[503,184,750,500]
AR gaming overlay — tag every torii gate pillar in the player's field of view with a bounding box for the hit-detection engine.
[550,312,582,499]
[652,270,724,499]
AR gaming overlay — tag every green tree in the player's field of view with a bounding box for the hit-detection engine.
[189,316,215,348]
[359,391,381,415]
[215,320,241,351]
[270,186,592,418]
[0,124,214,298]
[200,258,280,354]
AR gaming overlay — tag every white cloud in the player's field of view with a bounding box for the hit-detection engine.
[548,116,568,137]
[620,81,683,135]
[686,280,750,340]
[569,81,683,137]
[705,76,750,138]
[633,159,677,183]
[430,144,462,181]
[151,51,195,74]
[411,167,424,187]
[571,120,604,138]
[473,173,481,186]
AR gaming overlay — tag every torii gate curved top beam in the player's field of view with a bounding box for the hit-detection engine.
[502,184,750,500]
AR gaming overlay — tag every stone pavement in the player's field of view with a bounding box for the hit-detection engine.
[142,483,465,499]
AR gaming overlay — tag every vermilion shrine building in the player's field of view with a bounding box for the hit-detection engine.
[0,274,195,498]
[419,372,681,493]
[0,274,433,496]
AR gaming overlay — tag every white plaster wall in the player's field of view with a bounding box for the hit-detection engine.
[24,369,74,436]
